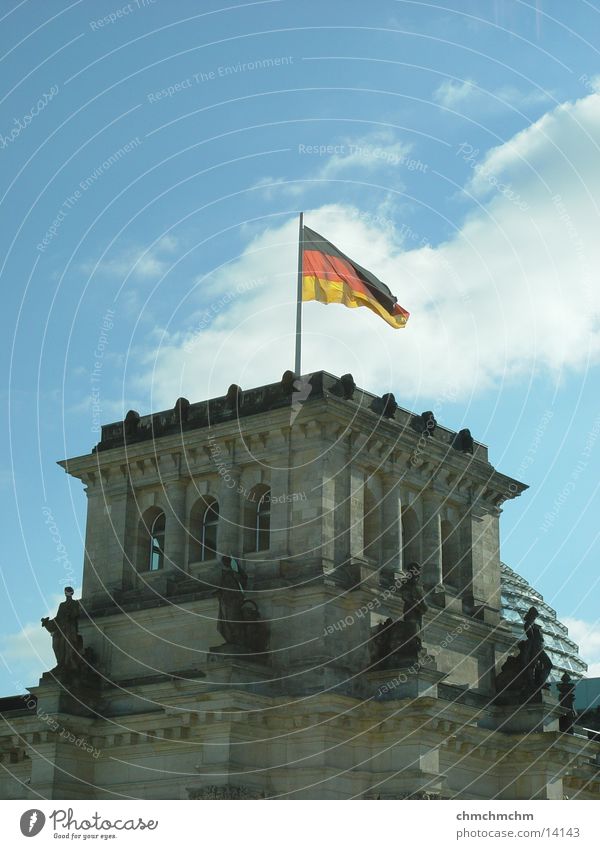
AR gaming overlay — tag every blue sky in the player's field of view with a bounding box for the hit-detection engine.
[1,0,600,694]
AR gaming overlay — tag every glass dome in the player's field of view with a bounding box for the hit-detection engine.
[500,562,587,681]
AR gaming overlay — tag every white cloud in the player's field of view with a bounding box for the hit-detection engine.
[434,78,552,112]
[316,131,414,178]
[434,78,478,108]
[563,617,600,677]
[251,130,415,199]
[249,176,305,200]
[129,89,600,411]
[496,86,554,109]
[1,620,54,669]
[69,394,142,422]
[81,235,179,281]
[133,204,429,409]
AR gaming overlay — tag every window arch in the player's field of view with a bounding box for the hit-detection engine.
[137,507,166,572]
[401,506,420,569]
[244,484,271,553]
[189,497,219,563]
[256,489,271,552]
[149,513,166,571]
[201,501,219,560]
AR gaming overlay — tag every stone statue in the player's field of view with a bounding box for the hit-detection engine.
[370,617,397,667]
[558,672,576,733]
[413,410,437,436]
[370,563,429,668]
[423,410,437,435]
[216,556,248,645]
[280,370,296,395]
[397,562,429,658]
[339,373,356,400]
[400,563,428,629]
[41,586,85,675]
[173,397,190,423]
[380,392,398,418]
[124,409,140,438]
[522,606,553,688]
[215,557,269,654]
[225,385,243,411]
[495,606,552,702]
[238,599,269,654]
[453,428,474,454]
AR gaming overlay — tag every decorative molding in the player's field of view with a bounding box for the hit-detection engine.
[366,791,440,800]
[187,784,264,800]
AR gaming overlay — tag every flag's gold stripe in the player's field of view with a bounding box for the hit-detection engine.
[302,275,408,329]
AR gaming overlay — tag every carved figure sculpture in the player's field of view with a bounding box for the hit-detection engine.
[216,556,248,645]
[495,606,552,702]
[370,563,429,667]
[453,428,474,454]
[215,557,269,653]
[558,672,576,733]
[41,586,84,675]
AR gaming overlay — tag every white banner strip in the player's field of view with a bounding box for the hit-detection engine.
[1,799,599,847]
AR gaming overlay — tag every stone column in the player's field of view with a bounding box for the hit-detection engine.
[28,731,97,799]
[381,474,402,578]
[456,509,473,594]
[82,475,137,600]
[81,484,114,600]
[349,464,365,561]
[420,491,443,589]
[270,465,290,556]
[466,505,502,622]
[216,466,241,558]
[333,460,351,567]
[320,453,336,569]
[164,479,187,572]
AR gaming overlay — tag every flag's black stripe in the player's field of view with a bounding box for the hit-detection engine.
[302,226,396,313]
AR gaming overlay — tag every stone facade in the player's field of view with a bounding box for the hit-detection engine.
[1,371,599,799]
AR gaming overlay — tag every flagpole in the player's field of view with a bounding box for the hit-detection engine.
[294,211,304,375]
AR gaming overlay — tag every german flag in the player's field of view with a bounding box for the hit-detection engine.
[301,226,409,329]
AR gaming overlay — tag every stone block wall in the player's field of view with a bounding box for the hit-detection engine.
[66,382,521,624]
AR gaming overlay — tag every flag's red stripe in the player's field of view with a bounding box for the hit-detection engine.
[392,302,410,319]
[303,249,375,304]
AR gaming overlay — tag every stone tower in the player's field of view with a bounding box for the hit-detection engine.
[1,371,599,799]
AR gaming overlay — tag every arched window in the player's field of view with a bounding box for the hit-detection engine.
[363,486,381,560]
[401,506,420,569]
[244,485,271,553]
[188,497,220,563]
[149,513,165,571]
[137,508,166,572]
[255,490,271,552]
[201,501,219,560]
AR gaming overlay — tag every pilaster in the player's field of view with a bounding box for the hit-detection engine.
[270,464,291,556]
[421,491,443,589]
[163,479,187,572]
[216,465,241,558]
[381,473,403,578]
